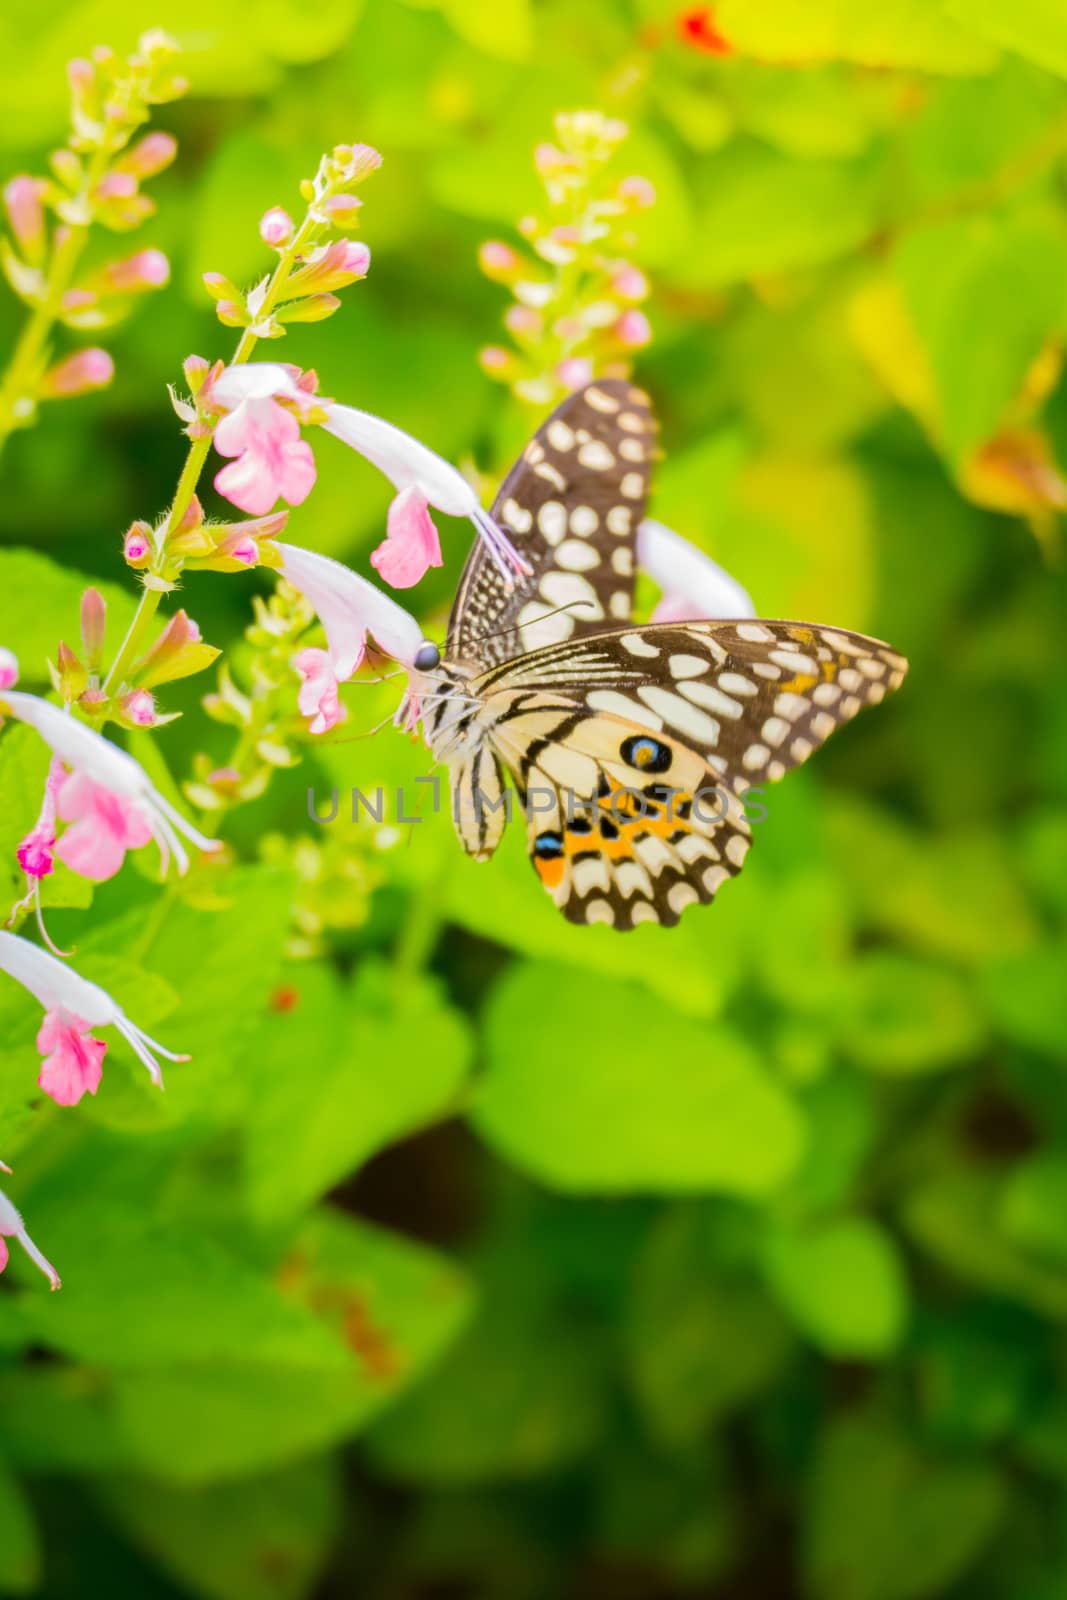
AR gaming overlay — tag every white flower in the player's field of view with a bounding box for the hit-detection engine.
[638,518,756,623]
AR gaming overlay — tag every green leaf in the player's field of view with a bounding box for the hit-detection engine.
[0,549,135,684]
[3,1209,471,1486]
[762,1216,909,1357]
[839,952,986,1074]
[366,1256,603,1485]
[674,145,885,290]
[803,1411,1005,1600]
[945,0,1067,78]
[982,940,1067,1055]
[243,962,471,1223]
[11,1145,352,1371]
[625,1207,792,1446]
[95,1457,341,1600]
[716,0,999,71]
[895,213,1067,461]
[1000,1151,1067,1265]
[0,1463,40,1595]
[472,962,806,1195]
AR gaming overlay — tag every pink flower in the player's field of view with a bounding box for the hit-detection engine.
[323,194,362,226]
[260,206,294,247]
[479,241,520,279]
[0,1183,60,1291]
[214,397,317,517]
[40,349,114,399]
[611,265,649,302]
[0,929,187,1099]
[210,364,529,589]
[277,542,428,735]
[370,486,444,589]
[36,1010,106,1106]
[293,647,346,734]
[54,770,154,881]
[0,647,18,690]
[0,691,217,878]
[283,238,370,297]
[102,248,170,292]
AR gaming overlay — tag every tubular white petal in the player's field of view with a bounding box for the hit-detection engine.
[323,403,478,516]
[638,519,756,620]
[278,542,424,669]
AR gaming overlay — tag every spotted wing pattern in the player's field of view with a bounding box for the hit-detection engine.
[447,379,657,668]
[468,618,907,928]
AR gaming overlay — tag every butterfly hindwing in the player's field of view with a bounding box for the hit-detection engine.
[447,379,657,668]
[471,618,907,927]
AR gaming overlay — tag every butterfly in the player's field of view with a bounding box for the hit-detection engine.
[401,380,907,929]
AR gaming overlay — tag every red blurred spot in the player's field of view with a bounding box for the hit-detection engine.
[677,5,732,54]
[270,984,300,1013]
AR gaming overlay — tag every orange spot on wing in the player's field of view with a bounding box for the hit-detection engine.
[535,855,565,888]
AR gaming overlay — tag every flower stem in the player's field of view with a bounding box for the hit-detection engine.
[101,205,321,697]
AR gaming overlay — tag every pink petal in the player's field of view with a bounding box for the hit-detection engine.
[370,488,443,589]
[55,817,130,881]
[0,1237,7,1274]
[36,1011,106,1107]
[293,646,344,735]
[214,454,281,516]
[650,593,705,624]
[276,438,317,507]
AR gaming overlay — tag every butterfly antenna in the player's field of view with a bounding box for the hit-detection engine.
[462,599,597,651]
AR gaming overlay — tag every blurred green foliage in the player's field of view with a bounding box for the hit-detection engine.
[1,1,1067,1597]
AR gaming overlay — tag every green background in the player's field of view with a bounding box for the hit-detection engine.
[2,1,1067,1596]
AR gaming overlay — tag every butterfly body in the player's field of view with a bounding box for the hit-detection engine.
[401,380,908,928]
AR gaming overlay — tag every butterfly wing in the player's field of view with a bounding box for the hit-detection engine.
[475,618,908,927]
[447,379,657,668]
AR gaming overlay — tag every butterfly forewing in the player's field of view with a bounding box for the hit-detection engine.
[447,379,657,668]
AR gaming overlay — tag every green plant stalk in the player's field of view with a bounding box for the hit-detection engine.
[0,151,111,449]
[102,204,325,697]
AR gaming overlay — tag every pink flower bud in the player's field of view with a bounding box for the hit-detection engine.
[95,172,138,201]
[337,240,370,276]
[215,301,248,327]
[0,648,19,690]
[3,176,45,259]
[80,588,106,665]
[183,354,211,392]
[615,309,652,348]
[259,206,294,247]
[556,356,594,391]
[103,248,170,292]
[175,495,204,535]
[40,348,114,399]
[534,143,567,175]
[479,241,520,281]
[323,194,362,226]
[61,289,97,314]
[67,57,94,96]
[479,346,514,376]
[124,523,152,566]
[504,305,542,338]
[122,132,178,179]
[121,689,157,726]
[618,175,656,210]
[611,265,649,302]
